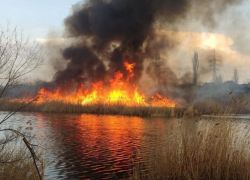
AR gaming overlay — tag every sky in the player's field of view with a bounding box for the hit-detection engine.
[1,0,249,39]
[0,0,80,39]
[0,0,250,84]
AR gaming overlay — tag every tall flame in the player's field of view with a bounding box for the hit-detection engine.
[36,61,176,108]
[124,61,136,81]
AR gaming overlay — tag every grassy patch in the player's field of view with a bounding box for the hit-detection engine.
[130,118,250,180]
[0,143,44,180]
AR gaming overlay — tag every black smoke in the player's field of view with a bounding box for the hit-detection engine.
[53,0,244,93]
[54,0,190,86]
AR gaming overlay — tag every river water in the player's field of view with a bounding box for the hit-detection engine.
[0,112,174,179]
[1,112,250,180]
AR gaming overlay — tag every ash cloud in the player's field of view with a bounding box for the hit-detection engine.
[56,0,191,86]
[50,0,245,96]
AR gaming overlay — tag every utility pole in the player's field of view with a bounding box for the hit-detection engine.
[209,50,221,83]
[193,51,199,85]
[233,69,239,84]
[154,52,164,85]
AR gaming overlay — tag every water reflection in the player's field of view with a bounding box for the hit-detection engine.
[35,114,147,180]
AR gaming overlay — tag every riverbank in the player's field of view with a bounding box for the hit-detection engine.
[0,101,185,117]
[130,118,250,180]
[0,144,44,180]
[202,114,250,119]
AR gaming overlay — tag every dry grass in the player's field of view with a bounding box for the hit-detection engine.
[193,96,250,115]
[0,143,44,180]
[130,118,250,180]
[0,101,184,117]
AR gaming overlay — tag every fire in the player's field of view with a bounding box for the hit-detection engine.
[124,61,136,81]
[35,61,176,108]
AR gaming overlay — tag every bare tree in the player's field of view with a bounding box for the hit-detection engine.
[0,24,44,179]
[0,24,43,97]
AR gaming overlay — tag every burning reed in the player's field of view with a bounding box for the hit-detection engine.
[0,100,182,117]
[0,61,179,117]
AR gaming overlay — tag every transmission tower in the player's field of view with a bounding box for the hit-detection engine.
[233,69,239,84]
[209,50,221,83]
[193,51,199,85]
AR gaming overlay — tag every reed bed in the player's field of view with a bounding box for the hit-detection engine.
[129,118,250,180]
[0,143,44,180]
[0,101,184,117]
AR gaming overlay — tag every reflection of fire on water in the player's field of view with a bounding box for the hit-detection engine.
[35,61,176,108]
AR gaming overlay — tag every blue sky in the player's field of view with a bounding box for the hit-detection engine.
[1,0,249,39]
[0,0,80,39]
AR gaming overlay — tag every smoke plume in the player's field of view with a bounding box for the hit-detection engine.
[50,0,244,93]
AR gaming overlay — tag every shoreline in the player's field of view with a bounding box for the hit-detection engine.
[0,101,184,117]
[202,114,250,120]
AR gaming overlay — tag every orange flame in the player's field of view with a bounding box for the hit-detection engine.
[35,61,176,108]
[124,61,136,81]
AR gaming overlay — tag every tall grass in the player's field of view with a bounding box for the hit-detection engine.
[0,143,44,180]
[0,101,183,117]
[130,118,250,180]
[0,117,45,180]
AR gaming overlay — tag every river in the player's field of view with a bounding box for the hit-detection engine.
[1,112,250,180]
[0,112,175,179]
